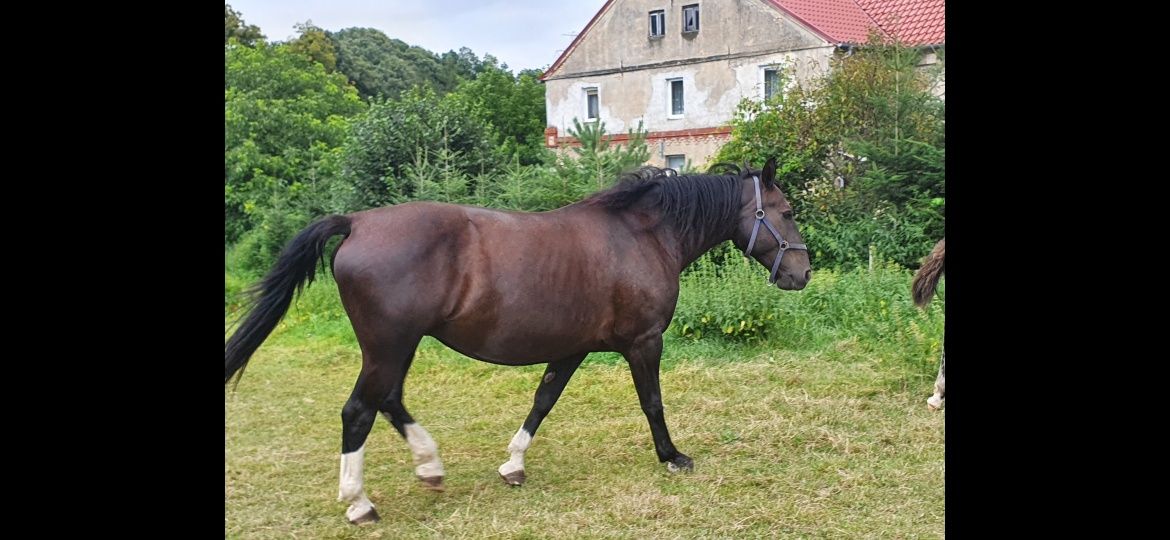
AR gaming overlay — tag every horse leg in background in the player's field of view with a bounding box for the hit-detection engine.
[624,336,692,473]
[338,337,425,524]
[497,354,587,486]
[927,337,945,410]
[912,238,945,411]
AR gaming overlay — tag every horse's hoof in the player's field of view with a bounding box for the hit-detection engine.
[499,470,526,486]
[418,475,445,492]
[348,507,380,525]
[927,395,944,410]
[666,454,694,473]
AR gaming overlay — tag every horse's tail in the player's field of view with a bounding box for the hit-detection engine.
[912,238,945,308]
[225,215,352,386]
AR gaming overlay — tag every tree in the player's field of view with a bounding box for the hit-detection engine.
[438,47,485,85]
[714,77,831,195]
[331,28,461,100]
[225,4,264,46]
[341,86,496,207]
[450,61,549,165]
[562,119,650,193]
[225,41,366,244]
[287,21,337,73]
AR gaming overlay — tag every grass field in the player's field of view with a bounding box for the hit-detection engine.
[226,327,944,537]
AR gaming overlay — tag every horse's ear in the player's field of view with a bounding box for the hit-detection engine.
[762,157,778,188]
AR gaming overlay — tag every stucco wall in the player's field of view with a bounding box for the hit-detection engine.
[918,51,945,100]
[549,0,825,77]
[546,47,832,135]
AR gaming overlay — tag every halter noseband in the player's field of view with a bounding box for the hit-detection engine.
[743,175,807,284]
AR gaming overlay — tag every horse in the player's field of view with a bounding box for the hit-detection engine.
[225,158,812,524]
[912,238,945,410]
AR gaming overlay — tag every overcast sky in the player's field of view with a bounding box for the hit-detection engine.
[228,0,608,72]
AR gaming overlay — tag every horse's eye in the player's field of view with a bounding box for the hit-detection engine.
[783,211,794,220]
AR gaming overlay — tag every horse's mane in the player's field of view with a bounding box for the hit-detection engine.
[584,165,750,239]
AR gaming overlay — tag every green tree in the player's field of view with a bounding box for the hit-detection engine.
[401,143,471,204]
[287,21,337,73]
[225,4,264,46]
[331,28,460,100]
[714,77,831,195]
[225,41,365,244]
[341,86,496,207]
[565,118,650,191]
[438,47,486,85]
[450,61,549,165]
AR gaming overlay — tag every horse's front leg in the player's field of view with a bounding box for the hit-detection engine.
[623,335,692,472]
[497,354,587,486]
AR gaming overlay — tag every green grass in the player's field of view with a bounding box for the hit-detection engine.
[225,274,945,538]
[226,346,944,538]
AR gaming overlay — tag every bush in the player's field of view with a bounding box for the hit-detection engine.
[672,244,943,371]
[714,36,945,270]
[674,244,782,342]
[340,86,497,208]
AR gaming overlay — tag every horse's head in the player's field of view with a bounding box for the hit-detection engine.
[730,157,811,290]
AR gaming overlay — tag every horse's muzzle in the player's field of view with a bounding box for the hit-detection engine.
[775,269,811,290]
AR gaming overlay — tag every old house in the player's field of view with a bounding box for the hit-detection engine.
[540,0,945,170]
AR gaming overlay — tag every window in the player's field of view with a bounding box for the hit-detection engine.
[585,88,598,120]
[764,68,781,100]
[666,155,686,171]
[649,10,665,38]
[683,4,699,34]
[669,79,684,116]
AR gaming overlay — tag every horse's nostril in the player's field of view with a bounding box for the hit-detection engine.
[804,269,812,281]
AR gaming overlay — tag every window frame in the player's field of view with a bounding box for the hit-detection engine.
[763,67,781,101]
[682,4,700,34]
[668,78,684,118]
[585,87,599,121]
[649,10,665,39]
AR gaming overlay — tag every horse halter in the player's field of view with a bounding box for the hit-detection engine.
[743,175,807,284]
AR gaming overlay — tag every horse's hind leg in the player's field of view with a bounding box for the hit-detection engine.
[337,373,389,524]
[377,352,446,492]
[337,337,422,524]
[497,354,586,486]
[927,336,945,410]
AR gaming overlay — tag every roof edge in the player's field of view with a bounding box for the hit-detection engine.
[539,0,617,82]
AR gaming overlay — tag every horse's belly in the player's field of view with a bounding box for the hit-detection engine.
[430,314,604,366]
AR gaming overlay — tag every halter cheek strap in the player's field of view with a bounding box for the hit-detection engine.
[743,175,807,284]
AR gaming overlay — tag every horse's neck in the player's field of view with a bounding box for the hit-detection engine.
[658,224,732,275]
[587,204,731,275]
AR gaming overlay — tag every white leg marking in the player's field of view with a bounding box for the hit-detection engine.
[338,445,375,520]
[928,346,945,410]
[497,428,532,477]
[404,422,444,478]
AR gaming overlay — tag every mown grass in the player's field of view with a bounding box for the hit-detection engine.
[226,259,944,538]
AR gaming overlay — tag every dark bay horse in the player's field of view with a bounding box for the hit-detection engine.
[912,238,945,410]
[225,159,811,524]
